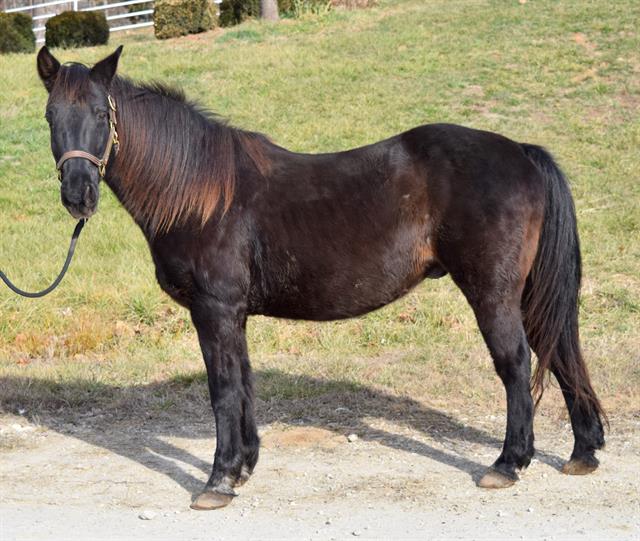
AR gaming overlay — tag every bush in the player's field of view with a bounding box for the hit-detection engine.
[286,0,332,16]
[154,0,216,39]
[0,13,36,54]
[45,11,109,49]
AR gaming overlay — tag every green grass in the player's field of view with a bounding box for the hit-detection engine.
[1,0,638,418]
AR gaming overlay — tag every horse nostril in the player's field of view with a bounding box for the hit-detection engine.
[83,184,97,208]
[61,191,75,208]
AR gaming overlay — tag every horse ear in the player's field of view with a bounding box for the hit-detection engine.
[90,45,123,89]
[37,46,60,93]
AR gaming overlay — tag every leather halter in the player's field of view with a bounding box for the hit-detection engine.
[56,94,120,181]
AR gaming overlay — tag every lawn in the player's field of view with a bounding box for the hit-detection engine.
[0,0,638,419]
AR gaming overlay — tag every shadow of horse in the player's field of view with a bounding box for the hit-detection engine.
[0,370,565,495]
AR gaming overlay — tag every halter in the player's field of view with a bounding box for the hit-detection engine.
[56,94,120,181]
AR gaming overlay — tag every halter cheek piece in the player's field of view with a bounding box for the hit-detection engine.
[56,94,120,181]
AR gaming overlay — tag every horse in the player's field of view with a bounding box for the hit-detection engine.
[34,46,605,510]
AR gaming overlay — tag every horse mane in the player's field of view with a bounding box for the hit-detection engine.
[109,76,271,235]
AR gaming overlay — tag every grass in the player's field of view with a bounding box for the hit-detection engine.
[0,0,638,421]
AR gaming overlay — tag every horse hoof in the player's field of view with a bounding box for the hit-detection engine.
[561,458,598,476]
[190,491,235,510]
[477,469,516,489]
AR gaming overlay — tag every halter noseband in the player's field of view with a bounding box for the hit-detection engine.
[56,94,120,181]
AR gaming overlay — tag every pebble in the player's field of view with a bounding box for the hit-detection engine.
[347,434,359,443]
[138,510,156,520]
[352,531,362,537]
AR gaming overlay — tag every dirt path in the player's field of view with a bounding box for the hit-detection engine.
[1,410,638,540]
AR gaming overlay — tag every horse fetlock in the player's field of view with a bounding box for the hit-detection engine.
[522,445,535,469]
[210,460,253,490]
[562,452,599,476]
[243,437,260,467]
[235,464,252,487]
[497,444,534,473]
[584,420,606,451]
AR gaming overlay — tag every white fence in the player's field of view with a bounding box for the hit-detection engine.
[5,0,156,43]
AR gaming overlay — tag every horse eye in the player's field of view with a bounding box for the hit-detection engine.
[96,111,108,121]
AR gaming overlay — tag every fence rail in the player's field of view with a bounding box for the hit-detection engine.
[5,0,72,13]
[4,0,157,43]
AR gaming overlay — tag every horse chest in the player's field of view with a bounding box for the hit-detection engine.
[151,253,195,308]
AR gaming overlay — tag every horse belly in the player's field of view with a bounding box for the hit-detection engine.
[257,223,442,321]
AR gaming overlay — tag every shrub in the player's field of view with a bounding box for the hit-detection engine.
[0,13,36,54]
[45,11,109,49]
[287,0,331,16]
[154,0,216,39]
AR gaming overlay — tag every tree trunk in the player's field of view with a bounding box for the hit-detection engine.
[260,0,279,21]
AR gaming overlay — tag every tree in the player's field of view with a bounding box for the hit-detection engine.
[260,0,279,21]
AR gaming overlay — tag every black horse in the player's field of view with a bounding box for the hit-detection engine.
[35,46,605,510]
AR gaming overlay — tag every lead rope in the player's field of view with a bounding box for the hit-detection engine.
[0,219,86,298]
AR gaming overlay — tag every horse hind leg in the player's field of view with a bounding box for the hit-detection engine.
[522,250,605,475]
[438,231,536,488]
[525,308,605,475]
[472,296,535,488]
[552,365,604,475]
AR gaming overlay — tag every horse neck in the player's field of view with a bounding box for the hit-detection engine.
[104,81,234,237]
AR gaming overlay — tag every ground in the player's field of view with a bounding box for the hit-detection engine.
[1,399,638,540]
[1,0,638,539]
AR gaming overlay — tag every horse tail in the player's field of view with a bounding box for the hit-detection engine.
[520,143,606,424]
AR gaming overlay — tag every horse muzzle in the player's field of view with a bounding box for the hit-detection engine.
[61,174,99,219]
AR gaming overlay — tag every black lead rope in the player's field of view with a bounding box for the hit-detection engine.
[0,219,86,298]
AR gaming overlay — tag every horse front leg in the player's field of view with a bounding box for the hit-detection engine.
[189,298,259,510]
